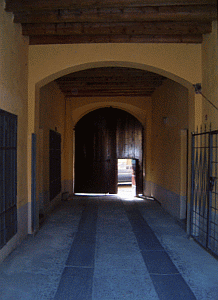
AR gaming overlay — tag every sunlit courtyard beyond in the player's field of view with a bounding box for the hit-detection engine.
[117,185,136,200]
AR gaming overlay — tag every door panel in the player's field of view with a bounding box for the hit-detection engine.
[75,108,117,193]
[116,110,143,195]
[75,108,143,194]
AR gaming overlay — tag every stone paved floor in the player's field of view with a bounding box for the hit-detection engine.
[0,189,218,299]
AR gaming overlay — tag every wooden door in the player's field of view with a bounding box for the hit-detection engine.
[75,108,143,194]
[116,110,143,195]
[75,108,117,193]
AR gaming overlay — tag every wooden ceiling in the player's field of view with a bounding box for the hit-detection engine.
[5,1,216,98]
[55,67,167,97]
[5,0,217,45]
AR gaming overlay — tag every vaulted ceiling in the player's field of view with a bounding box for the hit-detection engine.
[55,67,167,97]
[5,1,216,97]
[5,0,217,45]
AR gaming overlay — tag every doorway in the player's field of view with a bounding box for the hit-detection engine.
[74,108,143,195]
[117,159,136,198]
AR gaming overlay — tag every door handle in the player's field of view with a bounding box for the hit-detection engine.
[209,176,216,192]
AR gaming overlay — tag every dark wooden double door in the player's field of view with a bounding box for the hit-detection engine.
[75,108,143,194]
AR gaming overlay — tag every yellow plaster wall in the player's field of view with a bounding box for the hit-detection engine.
[0,0,29,209]
[39,81,72,213]
[0,0,29,260]
[63,99,74,194]
[70,96,151,127]
[29,43,201,136]
[202,21,218,130]
[150,79,189,196]
[195,94,203,130]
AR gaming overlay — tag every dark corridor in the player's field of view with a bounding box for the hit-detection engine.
[74,108,143,195]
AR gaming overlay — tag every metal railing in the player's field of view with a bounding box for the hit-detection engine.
[191,127,218,256]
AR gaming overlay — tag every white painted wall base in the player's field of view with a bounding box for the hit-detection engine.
[144,181,186,220]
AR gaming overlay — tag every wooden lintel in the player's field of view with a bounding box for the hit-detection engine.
[29,34,203,45]
[22,21,212,36]
[14,5,217,23]
[5,0,217,12]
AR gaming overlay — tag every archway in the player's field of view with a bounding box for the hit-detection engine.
[74,108,143,195]
[33,58,196,232]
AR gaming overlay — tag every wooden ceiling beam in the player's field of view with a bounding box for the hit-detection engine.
[5,1,216,45]
[14,5,217,23]
[64,91,154,97]
[57,81,164,87]
[58,77,165,83]
[56,76,165,84]
[29,33,202,44]
[5,0,217,12]
[58,85,163,91]
[58,86,163,91]
[57,78,164,83]
[22,21,211,36]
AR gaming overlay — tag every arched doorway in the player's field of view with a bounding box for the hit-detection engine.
[74,108,143,195]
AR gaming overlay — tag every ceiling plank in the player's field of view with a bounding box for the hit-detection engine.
[5,0,217,12]
[29,34,202,44]
[22,21,212,36]
[14,5,217,23]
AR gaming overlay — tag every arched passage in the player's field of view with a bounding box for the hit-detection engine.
[32,55,198,233]
[74,108,143,195]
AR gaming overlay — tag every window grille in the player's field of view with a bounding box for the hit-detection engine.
[0,109,17,248]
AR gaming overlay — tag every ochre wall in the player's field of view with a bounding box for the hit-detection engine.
[28,43,201,137]
[39,81,73,214]
[70,96,151,127]
[202,21,218,130]
[148,79,189,218]
[0,0,29,261]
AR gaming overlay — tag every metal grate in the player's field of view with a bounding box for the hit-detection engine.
[0,109,17,249]
[209,132,218,254]
[191,128,218,256]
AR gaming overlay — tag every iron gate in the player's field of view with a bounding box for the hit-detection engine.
[191,129,218,256]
